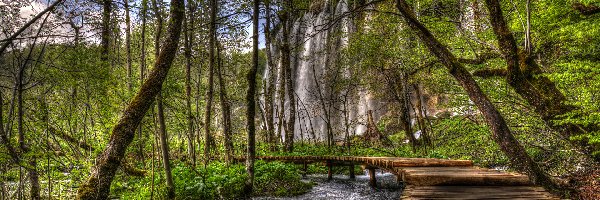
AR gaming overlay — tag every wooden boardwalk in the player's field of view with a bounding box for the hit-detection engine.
[237,156,559,199]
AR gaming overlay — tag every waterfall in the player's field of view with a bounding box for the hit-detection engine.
[265,0,385,143]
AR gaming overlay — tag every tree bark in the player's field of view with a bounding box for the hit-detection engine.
[125,0,133,92]
[204,0,217,165]
[157,93,175,199]
[101,0,111,62]
[76,0,184,198]
[244,0,259,194]
[277,43,286,148]
[215,41,233,164]
[184,0,196,167]
[484,0,596,157]
[413,83,431,146]
[151,1,174,197]
[281,0,295,152]
[137,0,149,164]
[395,0,559,192]
[264,0,277,151]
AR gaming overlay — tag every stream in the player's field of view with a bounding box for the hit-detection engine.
[254,169,404,200]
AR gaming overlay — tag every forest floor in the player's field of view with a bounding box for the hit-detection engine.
[571,168,600,199]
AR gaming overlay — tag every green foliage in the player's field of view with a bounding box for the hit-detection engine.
[431,117,509,167]
[116,161,312,199]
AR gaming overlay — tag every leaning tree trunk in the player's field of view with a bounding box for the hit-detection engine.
[481,0,597,157]
[244,0,259,194]
[76,0,184,198]
[395,0,559,192]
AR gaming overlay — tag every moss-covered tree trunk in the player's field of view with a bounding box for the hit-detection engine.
[244,0,260,194]
[75,0,184,198]
[483,0,597,158]
[395,0,559,192]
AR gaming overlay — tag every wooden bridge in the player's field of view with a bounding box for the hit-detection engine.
[237,156,559,199]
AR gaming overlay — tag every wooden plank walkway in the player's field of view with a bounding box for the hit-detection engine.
[235,156,559,199]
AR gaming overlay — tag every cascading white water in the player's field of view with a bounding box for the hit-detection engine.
[265,0,385,143]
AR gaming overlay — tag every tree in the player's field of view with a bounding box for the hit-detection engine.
[125,0,132,91]
[76,0,185,197]
[280,0,295,152]
[216,41,234,164]
[204,0,217,165]
[184,0,196,167]
[0,0,64,56]
[395,0,560,192]
[244,0,260,194]
[263,0,277,151]
[101,0,111,61]
[475,0,598,158]
[151,0,175,198]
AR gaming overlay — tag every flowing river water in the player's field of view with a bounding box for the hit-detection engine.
[254,169,404,200]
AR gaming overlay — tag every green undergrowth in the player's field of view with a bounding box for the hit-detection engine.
[115,161,313,199]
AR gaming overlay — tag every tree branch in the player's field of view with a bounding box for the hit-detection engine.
[458,52,501,65]
[472,68,507,78]
[573,2,600,16]
[0,0,65,56]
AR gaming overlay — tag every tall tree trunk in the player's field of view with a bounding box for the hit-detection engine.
[156,93,175,199]
[264,0,277,151]
[152,1,174,197]
[184,0,196,167]
[216,42,233,164]
[101,0,111,62]
[277,44,286,147]
[280,1,295,152]
[125,0,132,92]
[412,83,431,146]
[76,0,184,198]
[386,71,415,149]
[312,64,332,147]
[204,0,217,165]
[244,0,260,194]
[395,0,559,192]
[138,0,149,164]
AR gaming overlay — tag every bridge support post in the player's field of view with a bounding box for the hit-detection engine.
[368,167,377,187]
[349,165,355,180]
[327,160,333,181]
[302,162,307,178]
